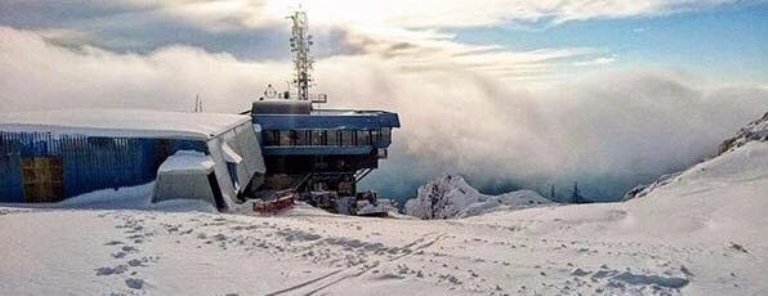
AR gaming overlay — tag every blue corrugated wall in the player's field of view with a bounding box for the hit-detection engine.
[0,132,207,203]
[0,152,23,202]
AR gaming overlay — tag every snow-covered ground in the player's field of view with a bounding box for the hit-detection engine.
[2,118,768,295]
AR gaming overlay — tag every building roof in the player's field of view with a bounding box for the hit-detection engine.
[0,109,251,140]
[253,109,401,130]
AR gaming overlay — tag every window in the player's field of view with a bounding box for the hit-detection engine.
[296,130,311,146]
[279,130,293,146]
[381,127,392,142]
[312,130,326,145]
[264,130,280,146]
[357,130,372,146]
[327,130,340,146]
[371,130,380,144]
[341,130,356,146]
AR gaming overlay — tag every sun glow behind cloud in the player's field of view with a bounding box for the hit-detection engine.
[265,0,746,28]
[4,0,759,87]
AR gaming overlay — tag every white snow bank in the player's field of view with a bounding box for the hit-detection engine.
[3,183,218,212]
[64,183,217,212]
[58,183,155,209]
[405,175,551,219]
[0,109,250,140]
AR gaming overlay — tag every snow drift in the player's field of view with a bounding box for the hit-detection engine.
[405,175,551,219]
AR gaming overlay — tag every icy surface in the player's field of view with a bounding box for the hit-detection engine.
[0,109,250,140]
[405,175,552,219]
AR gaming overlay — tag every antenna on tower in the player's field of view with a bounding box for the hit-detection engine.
[287,9,314,101]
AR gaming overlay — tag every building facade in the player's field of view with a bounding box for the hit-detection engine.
[0,109,265,209]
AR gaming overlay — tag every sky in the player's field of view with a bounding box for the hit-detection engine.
[1,0,768,201]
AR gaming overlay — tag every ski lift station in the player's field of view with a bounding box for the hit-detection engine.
[0,11,401,213]
[0,104,399,210]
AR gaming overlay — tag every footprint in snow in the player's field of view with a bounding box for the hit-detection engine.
[121,245,139,253]
[104,240,123,246]
[374,273,406,281]
[125,278,144,290]
[729,242,749,253]
[95,265,128,276]
[111,251,127,259]
[571,268,591,276]
[127,259,145,267]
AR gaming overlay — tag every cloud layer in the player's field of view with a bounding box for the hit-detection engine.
[2,0,755,84]
[2,26,767,200]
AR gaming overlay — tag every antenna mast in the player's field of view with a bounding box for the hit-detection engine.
[288,10,313,101]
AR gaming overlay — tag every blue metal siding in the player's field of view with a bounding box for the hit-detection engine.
[0,153,23,203]
[0,132,208,202]
[60,136,151,197]
[252,112,400,131]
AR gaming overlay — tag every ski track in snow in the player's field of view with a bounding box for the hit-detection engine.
[0,204,753,296]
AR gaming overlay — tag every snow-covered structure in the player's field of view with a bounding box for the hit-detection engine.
[0,109,265,209]
[405,175,551,219]
[152,151,223,207]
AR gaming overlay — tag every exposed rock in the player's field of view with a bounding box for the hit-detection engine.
[405,175,551,219]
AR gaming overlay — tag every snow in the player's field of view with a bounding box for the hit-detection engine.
[21,182,218,212]
[1,118,768,295]
[157,151,215,175]
[405,175,552,219]
[357,199,399,216]
[0,109,251,140]
[0,183,219,217]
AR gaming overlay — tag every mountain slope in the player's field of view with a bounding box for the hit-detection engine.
[625,110,768,200]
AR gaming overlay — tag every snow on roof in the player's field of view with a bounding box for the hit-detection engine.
[0,109,251,140]
[158,151,215,175]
